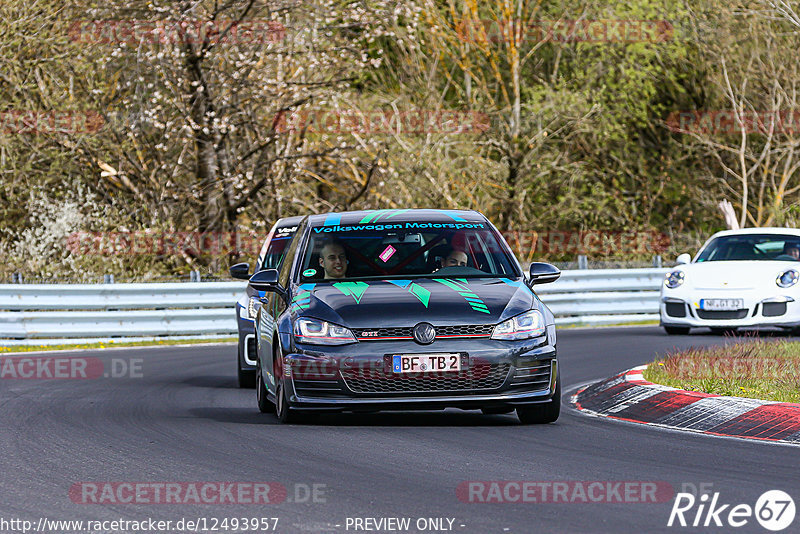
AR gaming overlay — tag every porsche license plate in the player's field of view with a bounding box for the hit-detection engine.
[393,353,461,373]
[700,298,743,311]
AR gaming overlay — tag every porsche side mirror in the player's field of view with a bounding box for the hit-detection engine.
[676,253,691,265]
[529,262,561,285]
[229,262,250,280]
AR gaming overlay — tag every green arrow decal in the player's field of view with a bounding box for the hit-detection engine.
[433,278,490,314]
[333,281,370,303]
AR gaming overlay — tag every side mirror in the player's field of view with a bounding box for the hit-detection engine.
[676,253,691,265]
[529,262,561,285]
[229,262,250,280]
[248,269,285,298]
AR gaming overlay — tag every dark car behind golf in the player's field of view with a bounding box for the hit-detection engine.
[230,216,302,387]
[245,209,562,424]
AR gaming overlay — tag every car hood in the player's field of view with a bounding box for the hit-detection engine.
[680,261,799,290]
[290,278,538,328]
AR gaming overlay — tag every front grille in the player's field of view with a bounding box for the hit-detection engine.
[665,302,687,318]
[510,358,552,391]
[697,309,748,320]
[763,302,787,317]
[353,324,494,341]
[353,327,413,340]
[340,363,511,394]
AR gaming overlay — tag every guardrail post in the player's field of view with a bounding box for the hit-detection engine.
[653,255,662,268]
[11,273,23,283]
[103,274,115,284]
[190,270,200,282]
[577,255,588,270]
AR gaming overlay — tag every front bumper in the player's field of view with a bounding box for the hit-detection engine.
[659,291,800,329]
[280,326,558,412]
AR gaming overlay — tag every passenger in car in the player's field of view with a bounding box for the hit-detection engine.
[783,243,800,260]
[439,248,468,269]
[443,249,468,267]
[319,239,348,279]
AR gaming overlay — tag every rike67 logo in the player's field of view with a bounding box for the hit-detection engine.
[668,490,795,531]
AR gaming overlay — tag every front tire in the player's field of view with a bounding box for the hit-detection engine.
[517,377,560,424]
[274,348,304,424]
[275,378,304,424]
[239,367,256,389]
[664,326,690,335]
[256,364,274,414]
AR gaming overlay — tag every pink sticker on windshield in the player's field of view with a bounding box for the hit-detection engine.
[379,245,396,263]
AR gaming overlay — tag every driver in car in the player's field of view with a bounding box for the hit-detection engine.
[782,243,800,260]
[319,239,348,279]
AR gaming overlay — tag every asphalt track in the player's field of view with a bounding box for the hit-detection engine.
[2,327,800,534]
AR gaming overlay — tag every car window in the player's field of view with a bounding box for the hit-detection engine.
[279,220,305,288]
[257,225,298,271]
[696,234,800,262]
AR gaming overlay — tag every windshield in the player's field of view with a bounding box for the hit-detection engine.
[696,234,800,262]
[297,222,519,281]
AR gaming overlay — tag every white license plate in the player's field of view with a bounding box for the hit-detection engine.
[392,353,461,373]
[700,298,743,311]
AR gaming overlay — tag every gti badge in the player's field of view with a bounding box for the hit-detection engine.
[413,322,436,344]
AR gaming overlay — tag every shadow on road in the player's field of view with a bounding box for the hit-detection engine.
[181,375,239,389]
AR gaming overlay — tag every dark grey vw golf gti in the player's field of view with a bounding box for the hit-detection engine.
[246,209,562,424]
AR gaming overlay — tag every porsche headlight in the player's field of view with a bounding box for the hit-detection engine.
[665,270,685,289]
[777,269,799,288]
[293,317,356,345]
[248,297,258,319]
[491,310,546,340]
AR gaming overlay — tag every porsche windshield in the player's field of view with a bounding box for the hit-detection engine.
[696,234,800,262]
[299,222,519,281]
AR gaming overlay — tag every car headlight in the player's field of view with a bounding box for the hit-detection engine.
[491,310,546,340]
[248,297,258,319]
[665,270,685,289]
[293,317,356,345]
[777,269,799,288]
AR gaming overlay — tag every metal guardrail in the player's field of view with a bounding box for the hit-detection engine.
[537,268,667,325]
[0,269,668,345]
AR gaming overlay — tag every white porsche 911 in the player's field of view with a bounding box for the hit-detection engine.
[660,227,800,335]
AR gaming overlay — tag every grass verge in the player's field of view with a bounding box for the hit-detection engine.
[0,337,237,353]
[643,338,800,403]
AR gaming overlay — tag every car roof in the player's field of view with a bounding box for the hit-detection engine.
[273,215,305,228]
[707,227,800,239]
[307,209,487,226]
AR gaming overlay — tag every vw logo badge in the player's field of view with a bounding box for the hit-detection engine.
[413,322,436,345]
